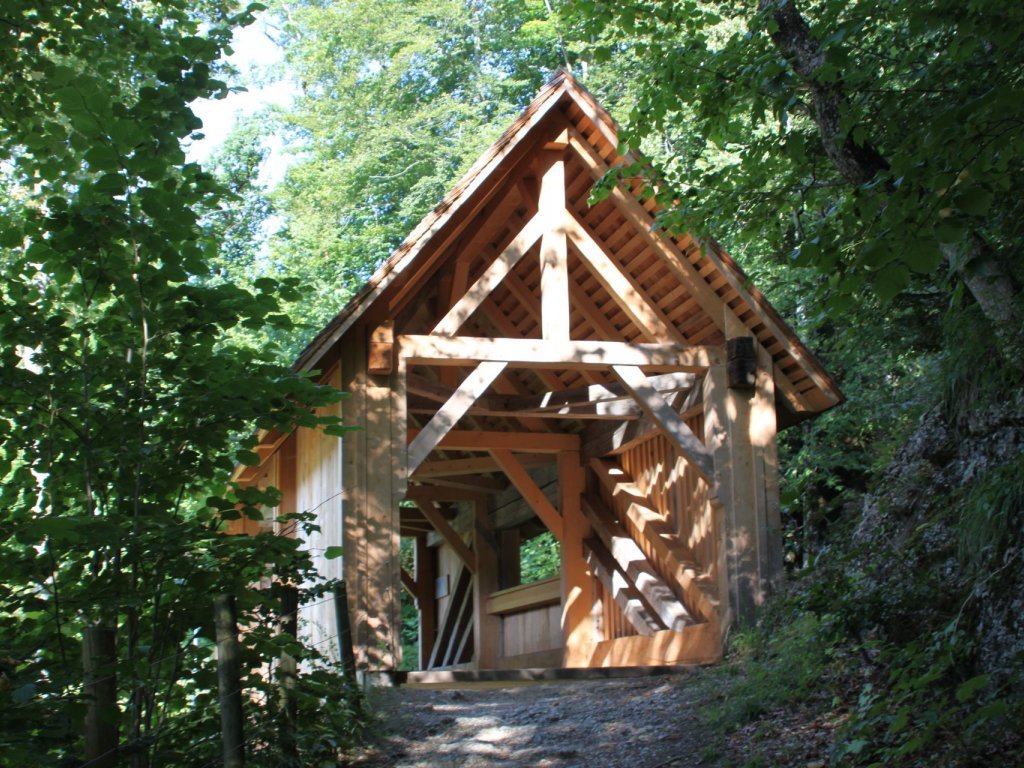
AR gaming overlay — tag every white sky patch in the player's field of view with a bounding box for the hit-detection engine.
[186,17,296,187]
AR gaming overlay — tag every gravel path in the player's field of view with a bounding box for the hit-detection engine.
[361,674,711,768]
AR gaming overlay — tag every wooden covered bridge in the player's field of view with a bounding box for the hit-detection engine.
[233,70,842,674]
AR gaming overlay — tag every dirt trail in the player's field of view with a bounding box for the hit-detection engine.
[361,674,711,768]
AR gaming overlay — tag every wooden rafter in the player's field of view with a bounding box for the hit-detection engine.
[564,210,683,344]
[407,360,507,474]
[489,448,564,541]
[432,211,544,336]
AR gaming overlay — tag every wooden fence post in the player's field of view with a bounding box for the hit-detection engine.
[278,585,299,762]
[82,624,118,767]
[333,582,357,686]
[214,594,245,768]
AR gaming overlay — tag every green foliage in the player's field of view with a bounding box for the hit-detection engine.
[520,530,560,583]
[956,452,1024,575]
[834,624,1018,766]
[701,613,835,728]
[566,0,1024,318]
[245,0,570,355]
[0,1,359,763]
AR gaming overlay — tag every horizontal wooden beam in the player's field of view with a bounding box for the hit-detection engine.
[486,577,561,615]
[407,429,580,453]
[399,335,722,372]
[499,372,695,412]
[412,454,553,479]
[406,485,489,503]
[409,399,641,421]
[583,387,702,459]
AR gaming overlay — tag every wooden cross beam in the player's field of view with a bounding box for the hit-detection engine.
[489,448,564,541]
[414,500,476,574]
[406,360,507,474]
[432,211,544,336]
[611,364,715,483]
[399,335,722,371]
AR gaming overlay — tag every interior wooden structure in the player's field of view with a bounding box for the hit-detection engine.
[231,70,843,673]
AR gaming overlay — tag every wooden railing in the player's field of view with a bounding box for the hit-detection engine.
[486,577,560,615]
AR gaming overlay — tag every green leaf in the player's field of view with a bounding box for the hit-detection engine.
[875,263,909,305]
[324,546,344,560]
[235,449,261,466]
[955,674,989,703]
[955,187,993,217]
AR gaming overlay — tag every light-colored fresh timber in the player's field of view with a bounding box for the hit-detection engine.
[412,454,552,479]
[559,450,594,666]
[368,320,395,374]
[499,372,696,412]
[414,534,437,669]
[582,386,702,460]
[406,486,490,503]
[473,499,501,669]
[589,457,720,625]
[414,500,477,575]
[564,210,683,343]
[582,494,693,632]
[489,448,564,541]
[538,150,570,341]
[587,623,722,667]
[584,537,664,636]
[611,364,714,483]
[406,360,508,474]
[432,211,544,336]
[399,334,722,371]
[565,124,818,415]
[400,569,416,597]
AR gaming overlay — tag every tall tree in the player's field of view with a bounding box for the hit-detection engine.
[251,0,569,350]
[0,2,352,764]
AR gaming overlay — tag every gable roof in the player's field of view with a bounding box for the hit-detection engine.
[293,69,842,423]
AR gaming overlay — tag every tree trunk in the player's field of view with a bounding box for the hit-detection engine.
[758,0,1023,370]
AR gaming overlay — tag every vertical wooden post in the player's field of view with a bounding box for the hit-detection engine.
[341,332,368,670]
[559,450,594,666]
[538,145,569,341]
[214,594,244,768]
[498,528,521,589]
[753,344,783,591]
[702,312,783,628]
[333,582,358,687]
[473,498,500,669]
[414,534,437,670]
[278,585,298,762]
[82,624,118,768]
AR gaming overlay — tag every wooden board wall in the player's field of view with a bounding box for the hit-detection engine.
[298,364,344,654]
[501,603,563,658]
